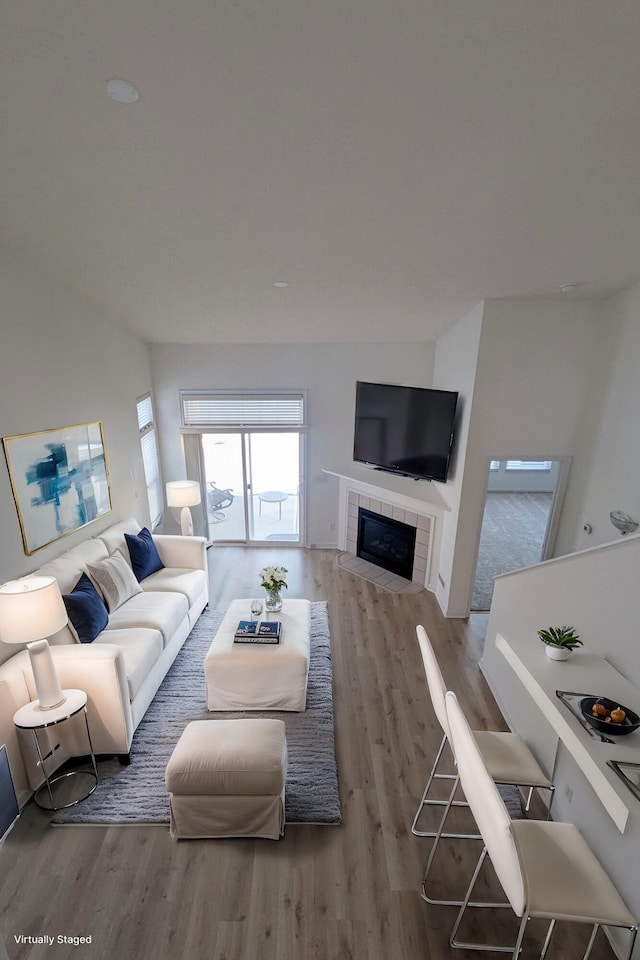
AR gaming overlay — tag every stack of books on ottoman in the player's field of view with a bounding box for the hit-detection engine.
[234,620,282,644]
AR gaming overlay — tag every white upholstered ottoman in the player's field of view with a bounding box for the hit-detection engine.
[165,719,287,840]
[204,599,311,711]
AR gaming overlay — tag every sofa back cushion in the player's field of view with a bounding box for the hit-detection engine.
[37,539,109,594]
[98,518,141,557]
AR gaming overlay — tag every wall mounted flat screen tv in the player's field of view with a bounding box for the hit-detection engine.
[353,381,458,483]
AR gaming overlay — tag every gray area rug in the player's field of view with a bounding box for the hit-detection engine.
[499,784,524,819]
[52,602,341,826]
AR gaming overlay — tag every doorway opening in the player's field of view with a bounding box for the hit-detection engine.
[471,459,569,612]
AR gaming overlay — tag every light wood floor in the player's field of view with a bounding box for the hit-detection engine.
[0,548,616,959]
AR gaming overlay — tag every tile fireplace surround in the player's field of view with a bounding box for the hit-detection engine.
[345,491,431,589]
[325,468,446,593]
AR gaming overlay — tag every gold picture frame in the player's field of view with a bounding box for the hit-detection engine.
[2,421,112,555]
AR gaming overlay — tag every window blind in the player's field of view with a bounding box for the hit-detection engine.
[181,393,305,428]
[140,431,163,526]
[136,394,163,529]
[137,394,154,432]
[505,460,552,471]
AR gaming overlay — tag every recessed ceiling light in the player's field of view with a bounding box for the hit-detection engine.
[273,281,289,288]
[560,283,580,293]
[106,79,140,104]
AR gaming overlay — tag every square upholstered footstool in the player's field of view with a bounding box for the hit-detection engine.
[165,718,287,840]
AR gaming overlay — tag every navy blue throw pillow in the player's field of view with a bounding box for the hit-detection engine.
[124,527,164,582]
[63,573,109,644]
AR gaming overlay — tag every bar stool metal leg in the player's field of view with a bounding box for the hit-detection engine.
[412,733,480,840]
[421,773,512,909]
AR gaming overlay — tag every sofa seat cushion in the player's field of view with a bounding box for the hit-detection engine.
[105,591,188,647]
[140,568,208,607]
[94,628,163,701]
[165,719,287,796]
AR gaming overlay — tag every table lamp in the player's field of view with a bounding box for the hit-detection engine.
[166,480,201,536]
[0,576,68,710]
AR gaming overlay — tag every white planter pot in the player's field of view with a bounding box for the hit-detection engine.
[544,645,571,662]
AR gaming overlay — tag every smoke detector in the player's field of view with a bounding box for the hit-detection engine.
[106,79,140,104]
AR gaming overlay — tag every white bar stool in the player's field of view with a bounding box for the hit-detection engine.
[412,625,554,907]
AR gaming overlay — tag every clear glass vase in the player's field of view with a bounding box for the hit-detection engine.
[264,587,283,612]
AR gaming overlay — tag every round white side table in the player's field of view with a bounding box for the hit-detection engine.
[13,688,99,811]
[258,490,288,520]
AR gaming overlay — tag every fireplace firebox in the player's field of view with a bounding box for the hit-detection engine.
[356,507,417,581]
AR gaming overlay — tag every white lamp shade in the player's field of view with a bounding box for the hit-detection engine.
[0,576,68,645]
[166,480,201,508]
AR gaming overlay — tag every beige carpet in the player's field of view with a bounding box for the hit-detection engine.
[472,492,552,611]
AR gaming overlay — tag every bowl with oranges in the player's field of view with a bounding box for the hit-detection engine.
[580,696,640,736]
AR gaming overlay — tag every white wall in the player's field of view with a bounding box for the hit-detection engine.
[0,252,153,662]
[567,283,640,552]
[431,302,484,615]
[437,297,604,616]
[150,341,435,546]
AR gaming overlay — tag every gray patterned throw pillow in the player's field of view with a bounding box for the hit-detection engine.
[86,551,143,613]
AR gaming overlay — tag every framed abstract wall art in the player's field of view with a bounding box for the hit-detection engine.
[2,421,112,555]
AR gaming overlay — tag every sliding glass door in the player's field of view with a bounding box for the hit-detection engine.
[201,432,301,544]
[201,433,246,540]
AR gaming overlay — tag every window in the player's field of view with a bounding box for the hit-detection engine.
[136,394,163,530]
[180,392,305,429]
[180,391,306,545]
[491,460,552,472]
[505,460,552,471]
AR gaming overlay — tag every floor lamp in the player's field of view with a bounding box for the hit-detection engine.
[166,480,201,536]
[0,577,69,710]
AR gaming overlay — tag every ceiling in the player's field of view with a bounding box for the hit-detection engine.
[2,0,640,345]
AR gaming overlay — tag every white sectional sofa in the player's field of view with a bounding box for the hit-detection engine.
[0,517,208,807]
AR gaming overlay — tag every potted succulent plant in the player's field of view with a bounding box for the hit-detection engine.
[537,626,583,661]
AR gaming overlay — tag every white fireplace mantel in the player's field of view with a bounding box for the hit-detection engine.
[323,466,448,592]
[322,463,452,511]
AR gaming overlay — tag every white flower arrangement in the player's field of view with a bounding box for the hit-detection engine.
[260,564,288,592]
